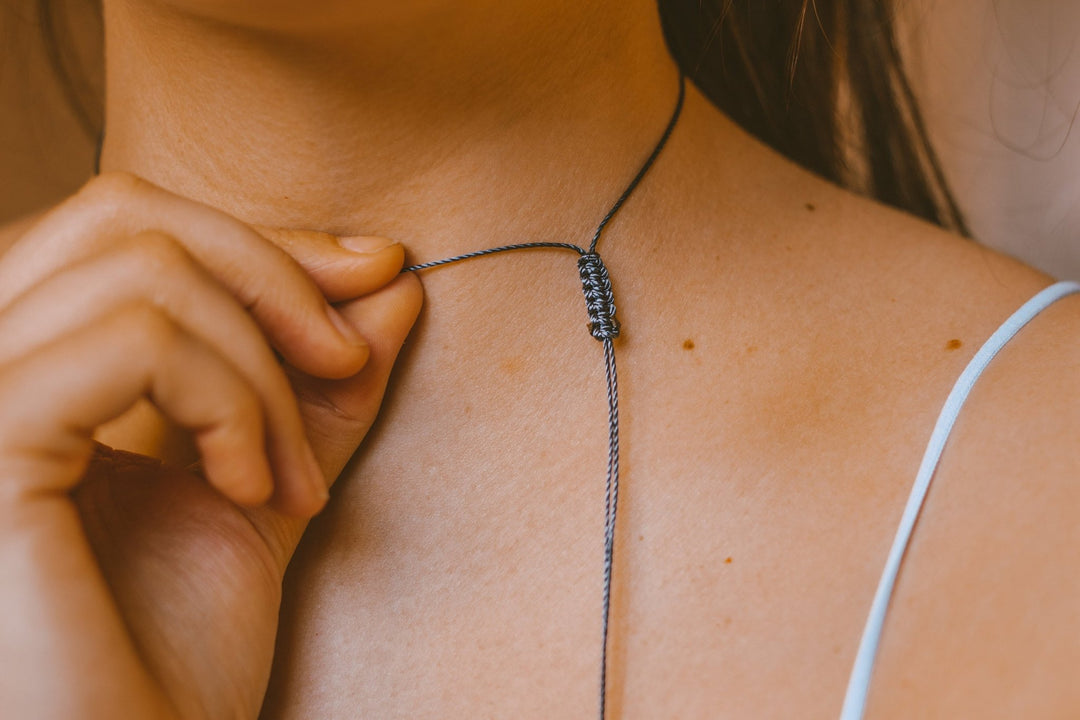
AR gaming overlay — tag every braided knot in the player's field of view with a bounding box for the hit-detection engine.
[578,252,620,341]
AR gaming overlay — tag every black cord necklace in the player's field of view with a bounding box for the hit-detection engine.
[92,76,686,716]
[403,76,686,719]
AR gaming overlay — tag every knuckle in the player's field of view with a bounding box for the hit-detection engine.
[228,381,262,424]
[78,171,146,208]
[126,231,196,276]
[116,301,179,355]
[66,172,150,230]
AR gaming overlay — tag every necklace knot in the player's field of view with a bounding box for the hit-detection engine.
[578,252,620,341]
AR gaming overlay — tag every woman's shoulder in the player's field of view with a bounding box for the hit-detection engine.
[675,86,1055,316]
[855,253,1080,712]
[760,174,1080,711]
[772,149,1080,474]
[803,172,1080,713]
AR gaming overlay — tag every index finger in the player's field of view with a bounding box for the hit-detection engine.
[0,173,377,379]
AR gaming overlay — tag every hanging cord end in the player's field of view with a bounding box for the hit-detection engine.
[578,253,620,340]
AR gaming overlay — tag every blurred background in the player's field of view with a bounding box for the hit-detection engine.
[906,0,1080,278]
[0,0,101,223]
[3,0,1080,278]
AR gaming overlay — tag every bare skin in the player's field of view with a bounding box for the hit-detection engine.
[0,172,424,719]
[2,0,1078,718]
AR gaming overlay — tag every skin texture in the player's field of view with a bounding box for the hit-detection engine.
[0,171,423,718]
[1,0,1079,718]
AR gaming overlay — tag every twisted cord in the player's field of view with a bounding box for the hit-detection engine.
[403,242,584,273]
[401,74,685,720]
[588,76,686,253]
[597,336,620,720]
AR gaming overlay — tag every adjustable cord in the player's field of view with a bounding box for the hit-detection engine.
[402,75,685,719]
[89,62,687,720]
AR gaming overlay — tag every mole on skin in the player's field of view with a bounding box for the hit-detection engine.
[946,338,963,351]
[805,202,816,211]
[682,338,695,350]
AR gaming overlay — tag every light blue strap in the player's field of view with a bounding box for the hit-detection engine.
[839,280,1080,720]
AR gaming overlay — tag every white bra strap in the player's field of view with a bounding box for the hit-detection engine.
[839,280,1080,720]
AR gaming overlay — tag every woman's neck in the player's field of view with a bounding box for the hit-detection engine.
[100,0,681,262]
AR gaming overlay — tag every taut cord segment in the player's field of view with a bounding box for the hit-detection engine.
[401,74,685,719]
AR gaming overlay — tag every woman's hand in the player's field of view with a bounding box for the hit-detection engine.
[0,172,423,719]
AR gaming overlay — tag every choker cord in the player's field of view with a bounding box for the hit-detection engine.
[402,75,686,720]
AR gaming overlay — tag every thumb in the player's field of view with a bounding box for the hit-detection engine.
[244,272,423,569]
[295,272,424,480]
[253,226,405,302]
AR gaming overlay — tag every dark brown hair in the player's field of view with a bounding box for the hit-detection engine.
[659,0,968,231]
[38,0,967,232]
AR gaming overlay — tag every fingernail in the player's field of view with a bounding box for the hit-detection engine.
[338,236,399,254]
[305,442,330,503]
[326,305,367,347]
